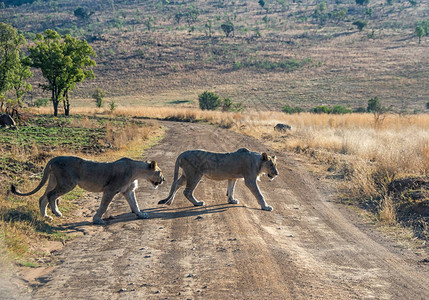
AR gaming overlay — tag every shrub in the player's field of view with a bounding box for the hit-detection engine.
[198,91,222,110]
[34,98,49,107]
[108,100,117,113]
[311,105,331,114]
[221,21,234,37]
[92,88,105,108]
[222,98,243,112]
[282,105,304,114]
[74,7,93,21]
[367,96,382,113]
[354,107,367,113]
[331,105,352,114]
[353,20,367,31]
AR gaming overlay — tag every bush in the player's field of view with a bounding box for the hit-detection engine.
[331,105,352,114]
[221,21,234,37]
[92,88,106,108]
[311,105,331,114]
[34,98,49,107]
[198,91,222,110]
[282,105,304,114]
[354,107,367,113]
[353,20,367,31]
[367,96,382,113]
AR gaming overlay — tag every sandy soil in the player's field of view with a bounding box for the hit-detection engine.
[14,121,429,299]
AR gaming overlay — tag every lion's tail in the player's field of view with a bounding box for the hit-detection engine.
[11,161,52,197]
[158,155,182,205]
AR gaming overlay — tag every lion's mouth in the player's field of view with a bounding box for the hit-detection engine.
[151,178,165,189]
[267,174,276,181]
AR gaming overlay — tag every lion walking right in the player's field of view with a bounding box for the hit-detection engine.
[158,148,278,211]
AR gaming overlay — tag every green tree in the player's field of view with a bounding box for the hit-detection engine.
[10,56,32,107]
[355,0,369,5]
[415,25,425,44]
[92,87,105,108]
[221,21,234,37]
[0,22,29,111]
[205,19,213,37]
[28,30,96,116]
[367,96,381,113]
[198,91,222,110]
[353,20,367,31]
[258,0,266,11]
[367,96,386,128]
[144,16,155,31]
[329,8,348,24]
[74,7,93,21]
[185,6,199,28]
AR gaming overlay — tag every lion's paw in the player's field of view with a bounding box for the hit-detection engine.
[137,212,149,219]
[195,201,205,206]
[228,198,240,204]
[262,205,273,211]
[93,217,105,225]
[44,215,53,221]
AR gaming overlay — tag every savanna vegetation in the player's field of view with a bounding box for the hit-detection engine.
[0,114,162,265]
[0,0,428,266]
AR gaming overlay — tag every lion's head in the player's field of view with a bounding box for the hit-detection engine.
[147,161,165,188]
[261,152,279,181]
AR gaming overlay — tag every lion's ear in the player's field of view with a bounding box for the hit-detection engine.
[272,155,277,161]
[150,161,157,169]
[261,152,269,161]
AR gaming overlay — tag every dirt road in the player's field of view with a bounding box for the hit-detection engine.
[25,121,428,299]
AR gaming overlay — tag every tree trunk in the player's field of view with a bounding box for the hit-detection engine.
[64,91,70,116]
[53,100,59,117]
[52,88,58,117]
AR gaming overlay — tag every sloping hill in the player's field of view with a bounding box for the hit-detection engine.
[1,0,428,111]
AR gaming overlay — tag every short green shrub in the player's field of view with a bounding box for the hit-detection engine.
[198,91,222,110]
[34,98,49,107]
[311,105,331,114]
[282,105,304,114]
[331,105,352,114]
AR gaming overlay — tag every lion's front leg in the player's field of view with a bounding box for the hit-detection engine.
[123,182,148,219]
[227,179,239,204]
[244,178,273,211]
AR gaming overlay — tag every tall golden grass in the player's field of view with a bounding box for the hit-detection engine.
[34,106,429,177]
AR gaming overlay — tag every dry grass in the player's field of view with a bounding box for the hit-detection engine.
[43,106,429,178]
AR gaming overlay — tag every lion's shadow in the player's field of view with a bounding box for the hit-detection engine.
[62,203,247,228]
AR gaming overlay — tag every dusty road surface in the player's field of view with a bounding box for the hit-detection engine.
[23,121,428,299]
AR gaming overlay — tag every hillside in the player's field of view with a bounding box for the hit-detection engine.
[1,0,429,111]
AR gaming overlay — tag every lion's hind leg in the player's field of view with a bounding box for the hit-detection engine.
[46,178,78,218]
[93,191,116,225]
[183,173,205,206]
[39,175,57,221]
[158,175,186,205]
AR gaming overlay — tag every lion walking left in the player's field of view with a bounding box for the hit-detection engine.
[11,156,165,224]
